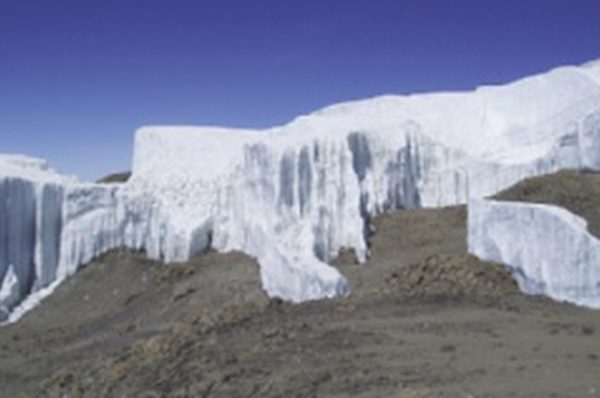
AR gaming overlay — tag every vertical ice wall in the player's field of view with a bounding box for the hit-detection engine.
[0,178,38,320]
[468,199,600,308]
[0,156,69,321]
[4,60,600,321]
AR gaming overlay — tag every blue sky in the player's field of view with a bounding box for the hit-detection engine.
[2,0,600,180]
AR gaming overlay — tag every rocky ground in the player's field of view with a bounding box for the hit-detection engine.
[1,174,600,397]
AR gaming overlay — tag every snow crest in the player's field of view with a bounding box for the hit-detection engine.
[3,60,600,321]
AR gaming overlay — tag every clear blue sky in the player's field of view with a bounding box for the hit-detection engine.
[2,0,600,181]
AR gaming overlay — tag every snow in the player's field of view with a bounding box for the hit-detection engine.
[0,155,76,185]
[3,59,600,321]
[468,199,600,308]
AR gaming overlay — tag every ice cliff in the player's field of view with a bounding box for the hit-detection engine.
[468,199,600,308]
[3,60,600,321]
[0,155,74,321]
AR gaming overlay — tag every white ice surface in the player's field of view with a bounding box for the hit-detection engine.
[0,156,75,322]
[3,60,600,321]
[0,155,76,185]
[0,266,19,319]
[468,199,600,308]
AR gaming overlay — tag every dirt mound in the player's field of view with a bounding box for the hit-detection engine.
[493,170,600,238]
[386,254,519,297]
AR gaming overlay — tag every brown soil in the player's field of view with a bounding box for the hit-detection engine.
[494,169,600,237]
[1,176,600,397]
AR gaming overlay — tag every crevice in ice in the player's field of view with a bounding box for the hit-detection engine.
[383,133,422,212]
[347,132,372,182]
[298,146,312,216]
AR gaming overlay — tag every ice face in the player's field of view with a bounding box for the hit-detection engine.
[468,199,600,308]
[3,60,600,321]
[0,156,71,322]
[0,266,19,320]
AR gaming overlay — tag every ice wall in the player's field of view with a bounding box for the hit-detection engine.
[127,94,600,303]
[4,60,600,321]
[468,199,600,308]
[0,156,72,321]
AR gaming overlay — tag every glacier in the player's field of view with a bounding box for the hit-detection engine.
[3,60,600,321]
[468,199,600,308]
[0,155,73,321]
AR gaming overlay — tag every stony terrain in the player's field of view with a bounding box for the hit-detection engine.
[1,174,600,397]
